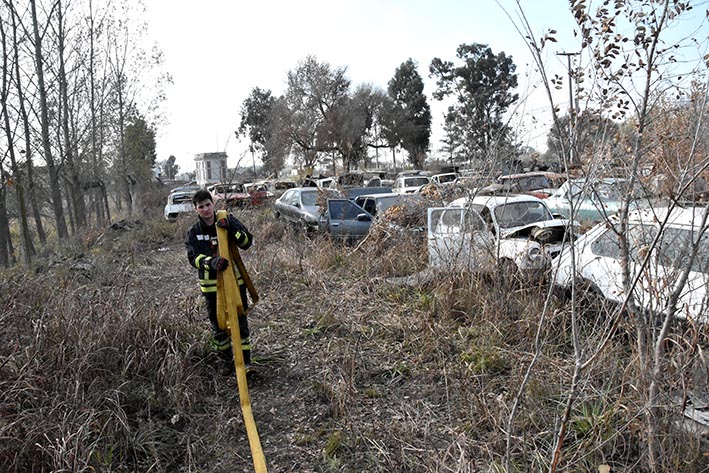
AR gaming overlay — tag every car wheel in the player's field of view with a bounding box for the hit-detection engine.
[574,279,613,319]
[531,226,558,244]
[496,258,519,287]
[298,219,312,237]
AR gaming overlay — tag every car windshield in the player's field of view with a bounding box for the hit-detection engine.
[405,177,430,187]
[494,201,552,228]
[170,193,192,204]
[567,180,631,201]
[437,174,457,183]
[500,175,551,191]
[301,191,319,206]
[377,196,400,213]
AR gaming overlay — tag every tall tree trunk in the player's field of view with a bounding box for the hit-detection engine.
[0,6,33,267]
[0,174,11,267]
[8,0,46,245]
[87,0,105,226]
[98,86,111,222]
[117,81,132,215]
[30,0,68,239]
[57,0,86,228]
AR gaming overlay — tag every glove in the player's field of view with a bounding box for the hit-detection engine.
[205,256,229,271]
[216,216,251,248]
[216,217,229,229]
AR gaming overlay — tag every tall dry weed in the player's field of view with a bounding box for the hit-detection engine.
[1,204,706,472]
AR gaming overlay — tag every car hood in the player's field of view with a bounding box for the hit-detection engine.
[302,205,323,220]
[216,191,250,199]
[501,219,572,239]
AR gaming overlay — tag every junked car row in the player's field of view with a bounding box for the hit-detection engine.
[163,179,286,221]
[270,172,708,327]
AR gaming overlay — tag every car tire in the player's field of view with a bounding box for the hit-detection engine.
[496,258,519,287]
[531,226,557,244]
[574,279,613,319]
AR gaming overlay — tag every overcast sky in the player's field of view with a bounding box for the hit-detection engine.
[144,0,708,174]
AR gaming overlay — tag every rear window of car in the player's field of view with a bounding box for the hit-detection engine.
[431,208,486,233]
[301,191,319,206]
[328,200,362,220]
[658,227,709,273]
[591,224,658,261]
[493,201,552,228]
[405,177,430,187]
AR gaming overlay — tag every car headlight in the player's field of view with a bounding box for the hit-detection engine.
[527,245,542,260]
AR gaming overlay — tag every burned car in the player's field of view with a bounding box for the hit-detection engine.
[206,182,252,207]
[496,171,565,199]
[443,194,577,277]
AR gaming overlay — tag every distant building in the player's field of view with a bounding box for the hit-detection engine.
[194,152,228,188]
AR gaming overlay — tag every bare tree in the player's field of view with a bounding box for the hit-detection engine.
[55,0,86,228]
[29,0,68,239]
[502,1,709,472]
[1,0,33,266]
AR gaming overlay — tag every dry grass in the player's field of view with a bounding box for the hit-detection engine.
[1,203,706,472]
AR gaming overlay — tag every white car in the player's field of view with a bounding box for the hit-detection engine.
[164,191,195,221]
[392,175,431,194]
[552,206,709,324]
[444,194,577,277]
[431,172,459,185]
[544,177,651,226]
[427,206,495,273]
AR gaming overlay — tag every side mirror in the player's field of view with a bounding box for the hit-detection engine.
[552,213,565,219]
[356,213,372,222]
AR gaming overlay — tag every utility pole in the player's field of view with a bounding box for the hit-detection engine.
[557,51,580,167]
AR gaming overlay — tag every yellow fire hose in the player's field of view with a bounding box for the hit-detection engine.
[215,210,267,473]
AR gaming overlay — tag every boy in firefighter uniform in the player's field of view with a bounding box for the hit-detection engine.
[186,189,254,371]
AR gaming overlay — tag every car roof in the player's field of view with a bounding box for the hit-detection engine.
[625,206,708,228]
[566,177,628,185]
[448,193,546,209]
[499,171,564,179]
[169,190,194,197]
[291,187,320,192]
[356,192,400,200]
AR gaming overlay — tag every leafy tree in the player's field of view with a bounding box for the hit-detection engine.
[123,114,156,184]
[260,96,291,176]
[332,83,385,171]
[376,94,402,168]
[238,87,277,174]
[284,55,350,169]
[430,43,518,162]
[643,82,709,199]
[386,59,431,168]
[162,155,179,180]
[546,109,620,166]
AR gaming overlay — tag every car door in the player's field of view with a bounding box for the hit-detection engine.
[427,207,494,272]
[326,199,372,240]
[283,189,301,223]
[655,226,709,323]
[574,225,626,303]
